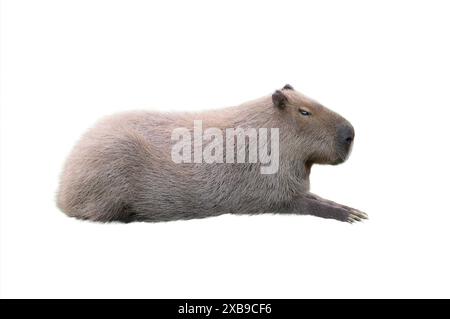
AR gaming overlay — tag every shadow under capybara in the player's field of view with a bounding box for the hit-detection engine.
[57,84,367,223]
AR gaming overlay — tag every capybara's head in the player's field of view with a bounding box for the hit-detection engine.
[273,84,354,165]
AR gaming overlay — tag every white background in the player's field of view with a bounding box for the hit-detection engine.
[1,0,450,298]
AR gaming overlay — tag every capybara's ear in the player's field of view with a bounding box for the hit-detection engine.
[272,90,288,109]
[283,84,294,90]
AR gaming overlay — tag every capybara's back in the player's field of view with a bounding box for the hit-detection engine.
[57,111,198,222]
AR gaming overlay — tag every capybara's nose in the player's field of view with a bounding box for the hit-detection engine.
[338,124,355,145]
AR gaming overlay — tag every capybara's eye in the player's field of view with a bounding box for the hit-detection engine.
[298,108,312,116]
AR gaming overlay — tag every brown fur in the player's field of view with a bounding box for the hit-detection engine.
[57,85,367,223]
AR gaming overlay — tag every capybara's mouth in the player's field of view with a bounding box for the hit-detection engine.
[331,157,346,165]
[333,142,353,165]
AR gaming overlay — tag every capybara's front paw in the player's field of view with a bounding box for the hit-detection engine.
[346,208,368,223]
